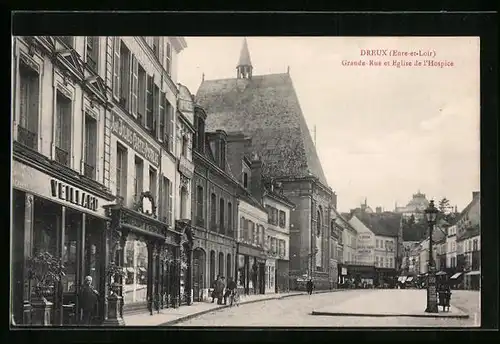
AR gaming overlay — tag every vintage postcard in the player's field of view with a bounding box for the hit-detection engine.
[11,35,480,328]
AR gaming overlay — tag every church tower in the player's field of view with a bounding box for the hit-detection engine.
[236,37,253,79]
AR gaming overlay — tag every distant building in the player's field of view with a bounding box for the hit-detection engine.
[456,191,480,290]
[395,191,430,220]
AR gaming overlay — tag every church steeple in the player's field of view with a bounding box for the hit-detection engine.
[236,37,253,79]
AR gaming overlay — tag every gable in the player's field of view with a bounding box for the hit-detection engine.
[197,73,329,187]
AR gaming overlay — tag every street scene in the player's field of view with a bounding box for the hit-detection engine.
[11,35,480,328]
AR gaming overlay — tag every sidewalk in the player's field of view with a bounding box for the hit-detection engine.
[312,289,469,319]
[123,289,336,326]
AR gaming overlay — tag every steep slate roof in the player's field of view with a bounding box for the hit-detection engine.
[237,38,252,67]
[196,73,329,186]
[354,212,402,238]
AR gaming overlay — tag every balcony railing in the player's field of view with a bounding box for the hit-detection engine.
[17,125,38,150]
[83,162,96,179]
[55,146,69,166]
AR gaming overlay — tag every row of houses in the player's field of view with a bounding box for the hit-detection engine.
[401,192,481,290]
[11,36,344,326]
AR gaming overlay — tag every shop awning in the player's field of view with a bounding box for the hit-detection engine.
[465,271,480,276]
[450,272,463,279]
[398,276,407,283]
[406,276,414,282]
[436,271,447,276]
[126,267,135,273]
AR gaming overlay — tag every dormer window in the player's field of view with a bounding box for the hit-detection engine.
[243,172,248,188]
[220,138,226,169]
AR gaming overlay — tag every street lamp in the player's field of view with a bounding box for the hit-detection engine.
[424,200,439,313]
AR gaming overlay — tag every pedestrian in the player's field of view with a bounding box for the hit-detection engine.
[306,279,314,295]
[226,277,237,306]
[211,275,220,303]
[216,276,226,305]
[78,276,99,326]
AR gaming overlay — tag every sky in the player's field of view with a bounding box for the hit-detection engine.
[177,37,480,213]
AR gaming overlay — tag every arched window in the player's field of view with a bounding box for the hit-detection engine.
[209,250,216,284]
[227,202,233,235]
[210,193,217,231]
[218,252,224,277]
[226,253,232,279]
[316,210,322,237]
[196,185,203,221]
[219,198,225,234]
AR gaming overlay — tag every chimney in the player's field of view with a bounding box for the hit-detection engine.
[250,157,263,202]
[472,191,479,200]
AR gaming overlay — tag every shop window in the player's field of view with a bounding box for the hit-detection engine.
[123,237,149,305]
[55,91,72,166]
[18,60,39,150]
[83,113,97,179]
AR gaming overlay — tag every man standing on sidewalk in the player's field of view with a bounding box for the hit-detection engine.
[211,275,220,303]
[216,276,226,305]
[306,279,314,295]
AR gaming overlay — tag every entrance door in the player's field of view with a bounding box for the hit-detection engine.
[259,263,266,294]
[83,216,103,324]
[192,248,206,302]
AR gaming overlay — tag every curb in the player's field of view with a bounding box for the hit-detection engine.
[310,310,470,319]
[160,289,343,326]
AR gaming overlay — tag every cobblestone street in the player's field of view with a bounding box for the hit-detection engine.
[174,289,480,327]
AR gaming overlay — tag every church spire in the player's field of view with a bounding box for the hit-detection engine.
[236,37,253,79]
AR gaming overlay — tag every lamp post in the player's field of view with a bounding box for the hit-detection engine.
[424,200,439,313]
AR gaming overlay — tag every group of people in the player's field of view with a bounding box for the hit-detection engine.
[211,275,238,306]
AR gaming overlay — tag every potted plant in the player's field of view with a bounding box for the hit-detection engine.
[102,261,127,326]
[105,261,126,295]
[26,251,66,325]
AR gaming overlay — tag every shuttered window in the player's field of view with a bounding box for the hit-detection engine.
[145,75,154,130]
[131,55,139,117]
[112,37,121,99]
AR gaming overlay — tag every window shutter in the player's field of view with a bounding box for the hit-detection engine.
[19,76,28,128]
[168,179,173,226]
[168,102,174,152]
[113,37,121,99]
[131,55,138,117]
[159,37,164,67]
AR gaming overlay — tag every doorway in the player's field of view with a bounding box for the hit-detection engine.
[259,263,266,294]
[192,248,206,302]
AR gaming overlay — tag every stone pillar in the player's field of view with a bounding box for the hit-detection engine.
[153,242,160,313]
[22,193,34,325]
[186,244,193,305]
[146,241,154,315]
